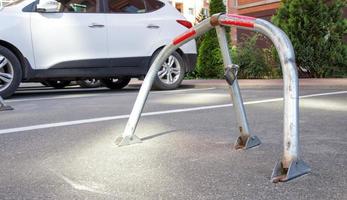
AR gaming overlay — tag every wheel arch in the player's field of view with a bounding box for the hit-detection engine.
[0,40,28,79]
[151,46,187,72]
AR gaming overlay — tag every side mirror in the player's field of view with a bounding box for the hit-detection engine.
[36,0,61,13]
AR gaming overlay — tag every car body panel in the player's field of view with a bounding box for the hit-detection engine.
[31,12,108,69]
[0,3,36,70]
[0,0,197,79]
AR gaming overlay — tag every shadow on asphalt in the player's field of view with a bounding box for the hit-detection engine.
[141,130,177,141]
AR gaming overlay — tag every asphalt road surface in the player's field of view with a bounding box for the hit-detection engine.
[0,80,346,200]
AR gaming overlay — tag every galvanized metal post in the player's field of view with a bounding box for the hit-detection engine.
[215,26,261,149]
[217,14,310,182]
[252,19,311,182]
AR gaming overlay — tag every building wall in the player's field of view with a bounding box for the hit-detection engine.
[228,0,280,44]
[228,0,346,44]
[168,0,210,24]
[0,0,14,7]
[232,0,280,15]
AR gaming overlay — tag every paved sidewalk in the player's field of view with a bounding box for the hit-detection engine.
[125,78,347,90]
[19,78,347,90]
[181,79,347,89]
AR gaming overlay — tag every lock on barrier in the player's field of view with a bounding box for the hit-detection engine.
[115,13,311,183]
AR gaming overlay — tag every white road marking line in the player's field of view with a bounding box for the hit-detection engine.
[0,91,346,135]
[298,90,347,98]
[7,87,217,103]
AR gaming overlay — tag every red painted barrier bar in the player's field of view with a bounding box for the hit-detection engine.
[220,14,255,28]
[173,29,197,45]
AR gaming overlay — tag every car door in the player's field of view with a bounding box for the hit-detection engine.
[106,0,161,68]
[31,0,108,70]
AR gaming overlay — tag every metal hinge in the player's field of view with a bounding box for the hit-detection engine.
[224,64,239,86]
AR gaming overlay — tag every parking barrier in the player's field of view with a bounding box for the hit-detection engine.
[116,13,311,182]
[0,96,13,111]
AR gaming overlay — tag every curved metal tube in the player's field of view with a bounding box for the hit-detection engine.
[218,14,310,180]
[118,19,214,145]
[254,19,299,168]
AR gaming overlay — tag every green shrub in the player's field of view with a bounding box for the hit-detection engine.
[272,0,347,78]
[195,9,209,49]
[185,9,209,79]
[234,34,281,79]
[196,0,227,78]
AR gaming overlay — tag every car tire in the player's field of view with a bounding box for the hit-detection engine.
[0,45,22,99]
[46,80,71,89]
[78,79,102,88]
[152,51,185,90]
[101,77,131,90]
[40,81,51,87]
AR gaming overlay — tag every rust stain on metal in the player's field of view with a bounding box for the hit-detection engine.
[235,134,249,150]
[286,141,291,150]
[210,13,222,26]
[272,174,287,183]
[272,162,289,183]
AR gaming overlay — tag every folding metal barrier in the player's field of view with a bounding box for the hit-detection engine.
[115,13,311,183]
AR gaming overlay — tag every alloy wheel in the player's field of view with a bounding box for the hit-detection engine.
[0,55,14,93]
[157,55,181,85]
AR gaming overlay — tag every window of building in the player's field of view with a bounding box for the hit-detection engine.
[175,2,183,13]
[108,0,146,13]
[188,8,193,15]
[205,8,209,16]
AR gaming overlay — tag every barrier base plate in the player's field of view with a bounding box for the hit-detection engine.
[0,97,13,112]
[0,105,14,111]
[271,159,311,183]
[115,135,142,147]
[235,135,261,150]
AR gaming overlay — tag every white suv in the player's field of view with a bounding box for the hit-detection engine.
[0,0,197,98]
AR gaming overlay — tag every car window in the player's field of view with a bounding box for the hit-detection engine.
[58,0,99,13]
[108,0,146,13]
[145,0,164,12]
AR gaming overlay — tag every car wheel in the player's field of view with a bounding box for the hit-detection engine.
[152,51,185,90]
[46,80,71,89]
[78,79,102,88]
[0,46,22,99]
[101,77,131,90]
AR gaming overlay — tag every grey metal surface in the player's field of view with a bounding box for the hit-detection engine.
[119,18,214,144]
[118,13,308,182]
[115,135,142,147]
[271,159,311,183]
[157,55,182,85]
[254,19,300,169]
[215,26,258,149]
[235,135,262,150]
